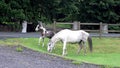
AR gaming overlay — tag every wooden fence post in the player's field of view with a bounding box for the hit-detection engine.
[22,20,27,33]
[99,22,102,39]
[102,23,108,34]
[73,21,78,30]
[53,20,56,32]
[78,21,80,30]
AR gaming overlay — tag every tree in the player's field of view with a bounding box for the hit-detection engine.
[55,0,79,21]
[77,0,120,23]
[0,0,10,22]
[0,0,120,24]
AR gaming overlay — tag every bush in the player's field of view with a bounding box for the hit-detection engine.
[108,25,120,30]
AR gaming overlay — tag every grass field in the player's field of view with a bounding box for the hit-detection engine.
[0,38,120,67]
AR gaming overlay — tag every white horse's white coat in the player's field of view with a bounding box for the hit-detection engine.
[47,29,92,56]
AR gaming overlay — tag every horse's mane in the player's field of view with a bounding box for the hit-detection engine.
[50,32,60,43]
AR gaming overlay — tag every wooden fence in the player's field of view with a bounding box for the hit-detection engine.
[53,21,120,38]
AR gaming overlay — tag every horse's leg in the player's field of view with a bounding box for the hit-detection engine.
[77,41,83,54]
[38,36,42,45]
[83,41,87,55]
[42,37,45,47]
[62,41,67,56]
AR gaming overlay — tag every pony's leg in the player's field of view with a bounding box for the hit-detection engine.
[83,41,87,55]
[62,41,67,56]
[38,36,42,45]
[77,41,83,54]
[42,37,45,47]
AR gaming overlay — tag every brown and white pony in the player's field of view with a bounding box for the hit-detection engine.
[35,21,55,47]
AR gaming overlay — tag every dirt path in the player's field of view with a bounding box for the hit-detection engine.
[0,45,82,68]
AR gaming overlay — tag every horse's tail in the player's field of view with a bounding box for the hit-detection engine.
[87,36,93,52]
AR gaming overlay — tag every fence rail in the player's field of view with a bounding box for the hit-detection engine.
[53,21,120,38]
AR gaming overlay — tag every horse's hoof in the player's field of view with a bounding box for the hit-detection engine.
[84,54,87,56]
[76,53,80,56]
[62,54,67,56]
[38,43,40,45]
[42,45,44,47]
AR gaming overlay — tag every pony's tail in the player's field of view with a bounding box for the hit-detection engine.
[87,36,93,52]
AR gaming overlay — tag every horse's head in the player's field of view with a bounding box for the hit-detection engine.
[47,41,54,52]
[35,22,45,31]
[35,24,40,31]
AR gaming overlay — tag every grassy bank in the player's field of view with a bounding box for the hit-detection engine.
[0,38,120,67]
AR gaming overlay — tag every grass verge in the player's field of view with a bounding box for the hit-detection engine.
[0,38,120,67]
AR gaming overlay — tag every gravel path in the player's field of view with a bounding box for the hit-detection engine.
[0,45,82,68]
[0,32,120,39]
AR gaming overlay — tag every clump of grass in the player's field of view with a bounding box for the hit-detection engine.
[0,39,21,46]
[72,61,82,65]
[16,45,23,52]
[101,65,114,68]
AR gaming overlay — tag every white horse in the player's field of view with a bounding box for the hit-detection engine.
[35,21,55,47]
[47,29,92,56]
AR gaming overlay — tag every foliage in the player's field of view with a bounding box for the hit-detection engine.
[0,0,120,25]
[108,25,120,30]
[77,0,120,23]
[0,1,10,22]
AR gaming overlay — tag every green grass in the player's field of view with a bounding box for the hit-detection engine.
[16,45,23,52]
[56,24,72,29]
[46,23,72,29]
[0,38,120,67]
